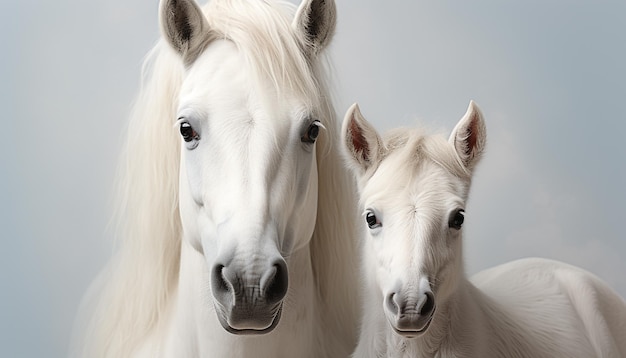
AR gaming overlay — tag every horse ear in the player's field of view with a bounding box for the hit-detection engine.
[160,0,214,66]
[342,103,384,175]
[293,0,337,56]
[449,101,487,171]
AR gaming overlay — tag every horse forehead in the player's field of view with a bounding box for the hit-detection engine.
[181,39,309,124]
[182,40,246,97]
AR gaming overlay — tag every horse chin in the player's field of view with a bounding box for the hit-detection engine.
[215,302,283,335]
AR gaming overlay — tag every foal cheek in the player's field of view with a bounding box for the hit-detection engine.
[373,242,399,289]
[431,244,461,298]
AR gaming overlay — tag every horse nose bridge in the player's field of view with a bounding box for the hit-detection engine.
[215,206,279,246]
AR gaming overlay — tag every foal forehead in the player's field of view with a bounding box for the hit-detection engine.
[366,158,458,203]
[362,137,466,210]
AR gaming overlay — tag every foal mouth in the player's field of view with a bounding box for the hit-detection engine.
[390,307,436,338]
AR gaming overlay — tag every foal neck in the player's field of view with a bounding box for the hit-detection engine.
[382,278,486,358]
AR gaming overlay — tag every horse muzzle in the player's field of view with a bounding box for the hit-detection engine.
[211,257,288,334]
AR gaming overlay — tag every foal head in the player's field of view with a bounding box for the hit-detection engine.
[342,102,486,337]
[160,0,336,334]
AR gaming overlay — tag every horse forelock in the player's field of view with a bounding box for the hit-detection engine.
[201,0,324,111]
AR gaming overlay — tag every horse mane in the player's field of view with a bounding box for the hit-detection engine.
[73,0,360,356]
[307,54,361,354]
[71,41,185,358]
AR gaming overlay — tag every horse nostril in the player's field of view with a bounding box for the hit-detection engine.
[420,291,435,316]
[211,264,230,297]
[262,259,288,304]
[385,292,399,315]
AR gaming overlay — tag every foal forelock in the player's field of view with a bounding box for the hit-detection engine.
[386,129,470,180]
[360,129,471,207]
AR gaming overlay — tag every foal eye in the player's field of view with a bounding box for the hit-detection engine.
[180,122,199,143]
[448,209,465,230]
[301,120,321,144]
[365,211,382,230]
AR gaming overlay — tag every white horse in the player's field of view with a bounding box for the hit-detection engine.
[341,101,626,358]
[71,0,361,357]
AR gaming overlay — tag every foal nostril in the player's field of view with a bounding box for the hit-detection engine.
[261,258,289,304]
[385,292,399,315]
[420,291,435,316]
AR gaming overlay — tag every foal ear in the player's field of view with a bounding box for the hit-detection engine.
[293,0,337,56]
[449,101,487,171]
[160,0,214,66]
[342,103,384,175]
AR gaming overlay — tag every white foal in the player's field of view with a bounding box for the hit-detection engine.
[342,101,626,358]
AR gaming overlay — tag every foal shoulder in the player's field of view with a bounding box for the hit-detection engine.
[471,257,626,357]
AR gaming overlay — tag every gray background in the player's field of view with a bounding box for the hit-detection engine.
[1,0,624,357]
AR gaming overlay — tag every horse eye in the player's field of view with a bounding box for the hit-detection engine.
[301,120,321,144]
[365,211,382,230]
[180,122,199,143]
[448,209,465,230]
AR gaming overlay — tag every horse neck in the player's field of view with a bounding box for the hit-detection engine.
[309,121,362,355]
[160,238,321,358]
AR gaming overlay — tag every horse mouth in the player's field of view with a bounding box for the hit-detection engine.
[215,302,283,335]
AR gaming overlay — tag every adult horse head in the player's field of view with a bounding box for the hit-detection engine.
[163,0,335,333]
[72,0,360,357]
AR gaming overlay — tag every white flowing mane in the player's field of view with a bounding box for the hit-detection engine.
[74,1,359,356]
